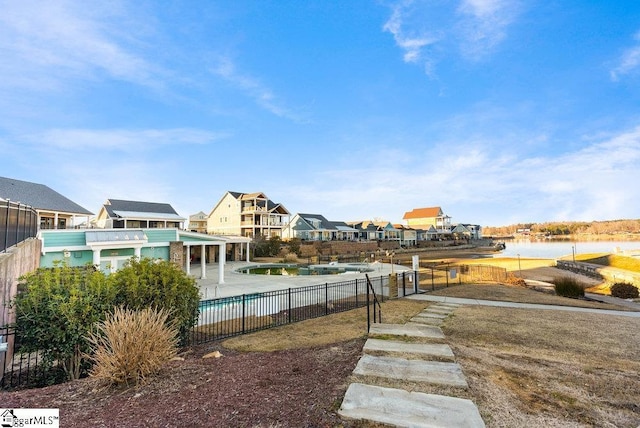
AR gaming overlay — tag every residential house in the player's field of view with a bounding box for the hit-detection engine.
[94,199,186,229]
[207,191,290,238]
[348,220,401,242]
[451,224,483,240]
[393,224,417,247]
[188,211,208,233]
[282,214,358,241]
[402,206,452,239]
[0,176,93,229]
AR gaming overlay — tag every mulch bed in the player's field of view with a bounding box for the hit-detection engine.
[1,338,366,427]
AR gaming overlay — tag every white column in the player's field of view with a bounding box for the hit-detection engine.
[186,245,191,275]
[134,246,141,259]
[54,212,59,229]
[246,242,250,262]
[201,244,206,279]
[92,249,100,267]
[218,243,226,284]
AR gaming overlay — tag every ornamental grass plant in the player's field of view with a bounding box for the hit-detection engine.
[88,307,179,387]
[553,276,586,298]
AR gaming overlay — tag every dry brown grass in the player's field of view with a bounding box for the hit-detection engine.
[88,307,179,387]
[222,299,428,352]
[444,306,640,427]
[430,283,636,310]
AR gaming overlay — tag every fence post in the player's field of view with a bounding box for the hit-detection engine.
[4,200,9,252]
[288,288,292,324]
[325,283,329,315]
[431,268,435,291]
[402,272,406,297]
[15,203,20,245]
[366,281,371,332]
[355,279,359,307]
[414,270,418,294]
[242,294,246,334]
[446,268,449,287]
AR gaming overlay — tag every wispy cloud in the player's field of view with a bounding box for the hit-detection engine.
[212,57,308,122]
[0,1,158,92]
[18,128,229,152]
[610,30,640,81]
[284,125,640,225]
[383,0,520,75]
[382,1,440,65]
[455,0,519,59]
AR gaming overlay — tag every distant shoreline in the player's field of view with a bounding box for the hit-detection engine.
[486,234,640,242]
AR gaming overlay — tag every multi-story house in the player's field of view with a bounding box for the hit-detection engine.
[94,199,186,229]
[402,206,452,238]
[188,211,208,233]
[207,191,290,238]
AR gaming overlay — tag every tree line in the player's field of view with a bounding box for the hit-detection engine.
[483,219,640,237]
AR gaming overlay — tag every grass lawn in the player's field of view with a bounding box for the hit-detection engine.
[222,283,640,427]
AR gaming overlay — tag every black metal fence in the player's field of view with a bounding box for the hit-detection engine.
[0,326,66,390]
[1,200,38,253]
[191,275,390,346]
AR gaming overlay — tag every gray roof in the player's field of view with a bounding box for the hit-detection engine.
[104,199,182,219]
[0,176,93,215]
[299,213,335,230]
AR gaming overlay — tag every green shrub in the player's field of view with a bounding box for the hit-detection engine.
[553,276,585,298]
[610,282,639,299]
[12,264,117,380]
[88,307,178,387]
[110,258,200,345]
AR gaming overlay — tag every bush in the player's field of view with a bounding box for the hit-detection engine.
[553,276,585,298]
[88,307,178,387]
[610,282,639,299]
[12,264,117,380]
[110,258,200,345]
[504,273,527,287]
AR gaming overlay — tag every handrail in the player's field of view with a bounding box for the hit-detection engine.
[365,274,382,332]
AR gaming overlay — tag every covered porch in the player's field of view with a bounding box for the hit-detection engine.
[179,231,251,284]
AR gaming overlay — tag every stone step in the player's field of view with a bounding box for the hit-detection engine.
[353,354,468,388]
[416,312,448,319]
[339,383,485,428]
[369,323,444,339]
[363,338,455,361]
[425,307,455,315]
[408,317,444,327]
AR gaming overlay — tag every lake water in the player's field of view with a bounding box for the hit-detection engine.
[497,240,640,259]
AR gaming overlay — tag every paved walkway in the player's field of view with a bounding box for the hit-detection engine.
[339,303,486,427]
[406,295,640,317]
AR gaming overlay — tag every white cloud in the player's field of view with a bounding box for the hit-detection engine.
[383,0,519,75]
[19,128,229,152]
[455,0,519,59]
[382,2,440,64]
[610,31,640,81]
[0,1,158,92]
[282,125,640,225]
[211,57,307,122]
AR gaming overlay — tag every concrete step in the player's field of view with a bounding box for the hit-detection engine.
[425,307,455,315]
[370,323,444,339]
[339,383,485,428]
[415,312,448,319]
[353,354,468,388]
[408,317,444,327]
[363,338,455,361]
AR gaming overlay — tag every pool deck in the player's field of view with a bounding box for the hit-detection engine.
[196,261,409,300]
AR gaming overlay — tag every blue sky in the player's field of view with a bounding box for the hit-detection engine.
[1,0,639,227]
